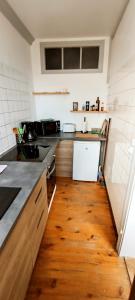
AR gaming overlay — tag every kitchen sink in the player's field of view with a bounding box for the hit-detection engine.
[0,187,21,219]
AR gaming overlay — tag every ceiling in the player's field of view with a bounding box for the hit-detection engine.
[7,0,129,39]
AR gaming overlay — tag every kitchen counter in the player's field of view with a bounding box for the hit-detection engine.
[0,133,105,163]
[0,161,46,249]
[38,131,106,141]
[0,138,58,164]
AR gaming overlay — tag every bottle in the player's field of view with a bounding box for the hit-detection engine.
[81,117,88,133]
[101,102,104,111]
[86,101,90,111]
[96,97,100,111]
[82,104,85,111]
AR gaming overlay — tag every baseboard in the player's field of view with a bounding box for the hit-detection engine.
[104,178,118,240]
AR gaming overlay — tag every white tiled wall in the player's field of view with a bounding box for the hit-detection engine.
[0,12,33,155]
[0,63,32,155]
[105,0,135,239]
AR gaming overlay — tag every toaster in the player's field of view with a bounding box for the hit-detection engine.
[63,123,76,133]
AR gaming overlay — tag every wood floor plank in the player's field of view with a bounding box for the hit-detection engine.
[125,258,135,284]
[25,178,130,300]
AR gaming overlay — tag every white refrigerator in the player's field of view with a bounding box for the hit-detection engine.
[73,141,100,181]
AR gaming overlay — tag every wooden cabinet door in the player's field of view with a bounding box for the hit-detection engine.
[31,186,48,266]
[0,205,32,300]
[0,171,48,300]
[56,140,73,177]
[7,241,33,300]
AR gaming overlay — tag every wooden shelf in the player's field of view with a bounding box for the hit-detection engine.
[33,91,70,95]
[70,110,108,113]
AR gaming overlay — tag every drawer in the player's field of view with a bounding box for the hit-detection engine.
[24,171,47,224]
[31,197,48,265]
[0,217,32,300]
[28,185,47,231]
[6,242,32,300]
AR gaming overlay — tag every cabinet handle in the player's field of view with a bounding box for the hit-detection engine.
[35,187,42,204]
[37,209,44,229]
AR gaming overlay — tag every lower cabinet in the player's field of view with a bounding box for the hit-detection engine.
[0,170,48,300]
[73,141,100,181]
[56,140,73,177]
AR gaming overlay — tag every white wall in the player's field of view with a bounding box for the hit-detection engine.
[31,37,110,131]
[119,168,135,257]
[104,0,135,255]
[0,13,33,155]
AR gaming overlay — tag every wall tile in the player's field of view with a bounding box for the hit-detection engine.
[105,67,135,234]
[0,63,32,155]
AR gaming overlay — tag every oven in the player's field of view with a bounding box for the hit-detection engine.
[46,156,56,210]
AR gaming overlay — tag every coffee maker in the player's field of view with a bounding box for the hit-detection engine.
[21,122,37,142]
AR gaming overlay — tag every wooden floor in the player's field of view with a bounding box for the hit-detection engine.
[125,258,135,284]
[25,178,130,300]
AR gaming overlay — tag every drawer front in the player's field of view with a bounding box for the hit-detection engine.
[0,217,32,300]
[11,255,32,300]
[32,196,48,265]
[6,242,33,300]
[24,171,47,226]
[28,185,47,232]
[56,140,73,177]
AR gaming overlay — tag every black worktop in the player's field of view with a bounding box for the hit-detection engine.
[38,131,107,141]
[0,132,106,164]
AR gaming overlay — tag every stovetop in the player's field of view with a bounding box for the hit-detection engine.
[0,143,50,162]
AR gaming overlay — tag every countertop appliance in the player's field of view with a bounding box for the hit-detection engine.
[63,123,76,133]
[81,117,88,133]
[73,141,100,181]
[40,120,60,136]
[22,120,60,137]
[1,144,50,162]
[0,187,21,219]
[21,122,37,142]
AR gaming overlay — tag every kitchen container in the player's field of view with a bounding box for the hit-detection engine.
[86,101,90,111]
[63,123,76,133]
[81,117,88,133]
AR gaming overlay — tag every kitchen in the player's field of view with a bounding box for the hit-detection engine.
[0,0,135,299]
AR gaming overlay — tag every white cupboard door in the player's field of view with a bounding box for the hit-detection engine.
[73,141,100,181]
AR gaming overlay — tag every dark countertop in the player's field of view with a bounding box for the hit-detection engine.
[0,138,58,165]
[0,161,46,249]
[0,138,59,249]
[37,131,106,141]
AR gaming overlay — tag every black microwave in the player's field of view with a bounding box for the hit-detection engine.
[34,120,60,136]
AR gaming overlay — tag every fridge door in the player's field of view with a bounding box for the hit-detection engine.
[73,141,100,181]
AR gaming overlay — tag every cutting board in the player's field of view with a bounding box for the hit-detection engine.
[75,133,99,139]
